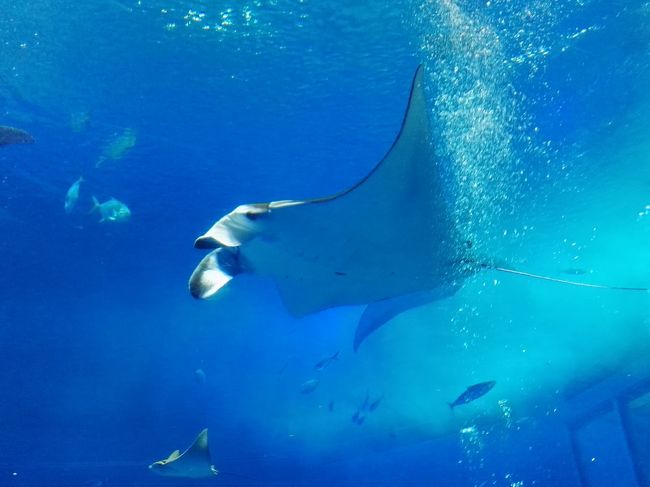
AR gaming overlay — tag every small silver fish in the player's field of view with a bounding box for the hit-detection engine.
[300,378,320,394]
[70,111,90,133]
[64,176,84,214]
[90,196,131,223]
[96,128,137,168]
[314,351,339,371]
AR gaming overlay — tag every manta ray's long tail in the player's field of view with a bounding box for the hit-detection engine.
[483,263,649,292]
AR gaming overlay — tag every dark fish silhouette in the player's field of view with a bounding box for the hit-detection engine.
[360,391,370,411]
[368,395,383,411]
[351,410,365,425]
[314,351,339,371]
[351,391,378,425]
[560,268,589,275]
[0,125,34,146]
[448,381,496,409]
[328,400,334,412]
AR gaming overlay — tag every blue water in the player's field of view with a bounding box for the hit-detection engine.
[1,1,649,486]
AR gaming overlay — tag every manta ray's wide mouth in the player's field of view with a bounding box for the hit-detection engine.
[194,235,221,249]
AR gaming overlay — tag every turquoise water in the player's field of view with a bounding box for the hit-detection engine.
[1,1,649,486]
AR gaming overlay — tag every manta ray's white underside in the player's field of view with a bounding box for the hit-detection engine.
[189,66,467,349]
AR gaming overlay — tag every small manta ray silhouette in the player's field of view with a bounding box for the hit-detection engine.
[149,428,218,479]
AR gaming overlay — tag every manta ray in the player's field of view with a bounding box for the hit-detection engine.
[149,428,218,478]
[189,65,648,350]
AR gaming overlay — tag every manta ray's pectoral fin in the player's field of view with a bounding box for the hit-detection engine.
[354,285,459,351]
[194,203,269,249]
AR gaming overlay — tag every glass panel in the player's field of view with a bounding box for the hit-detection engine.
[572,406,640,487]
[622,390,650,486]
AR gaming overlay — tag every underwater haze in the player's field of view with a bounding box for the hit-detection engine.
[1,0,649,486]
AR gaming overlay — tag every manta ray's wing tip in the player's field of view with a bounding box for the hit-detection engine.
[196,428,209,446]
[413,63,425,84]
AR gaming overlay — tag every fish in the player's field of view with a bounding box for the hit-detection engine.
[194,368,206,384]
[149,428,218,479]
[448,381,497,409]
[188,65,649,351]
[90,196,131,223]
[351,410,365,425]
[628,391,650,411]
[368,395,383,412]
[300,378,320,394]
[96,127,136,168]
[64,177,84,214]
[0,125,34,146]
[560,268,589,275]
[314,350,339,371]
[328,400,334,412]
[70,111,90,133]
[360,392,370,412]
